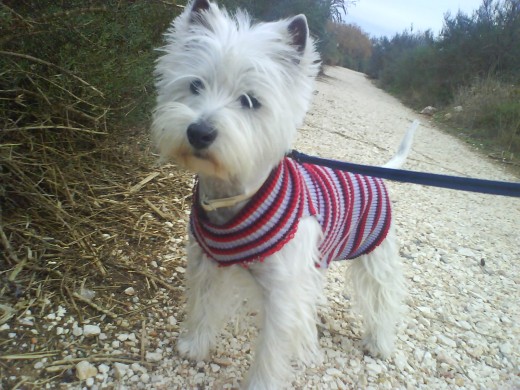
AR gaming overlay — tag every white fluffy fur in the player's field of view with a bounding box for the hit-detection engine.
[152,1,407,388]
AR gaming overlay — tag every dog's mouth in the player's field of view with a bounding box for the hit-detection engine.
[193,150,209,160]
[177,149,229,179]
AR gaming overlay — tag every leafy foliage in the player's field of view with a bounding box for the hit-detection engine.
[365,0,520,155]
[323,21,372,69]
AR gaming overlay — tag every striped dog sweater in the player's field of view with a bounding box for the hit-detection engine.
[190,157,391,268]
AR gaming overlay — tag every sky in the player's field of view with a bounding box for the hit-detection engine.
[344,0,483,38]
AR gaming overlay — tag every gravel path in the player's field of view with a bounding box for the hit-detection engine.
[26,66,518,389]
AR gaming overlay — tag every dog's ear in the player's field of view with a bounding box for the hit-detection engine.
[191,0,211,14]
[287,15,309,54]
[189,0,211,24]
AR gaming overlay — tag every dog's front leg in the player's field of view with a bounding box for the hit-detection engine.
[243,218,324,389]
[177,238,241,360]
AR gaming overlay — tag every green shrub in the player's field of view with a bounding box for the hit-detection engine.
[450,77,520,154]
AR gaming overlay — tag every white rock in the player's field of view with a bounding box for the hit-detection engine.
[146,351,163,363]
[124,287,136,296]
[83,325,101,337]
[98,363,110,374]
[326,368,343,377]
[499,342,512,354]
[85,377,94,387]
[394,351,408,371]
[420,106,437,115]
[366,362,383,375]
[168,316,177,326]
[140,373,151,383]
[417,306,434,318]
[210,363,220,373]
[76,361,98,380]
[438,334,457,348]
[457,247,475,257]
[117,333,129,341]
[114,362,129,379]
[457,320,472,330]
[72,326,83,337]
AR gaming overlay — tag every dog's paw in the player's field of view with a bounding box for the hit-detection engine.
[177,333,212,361]
[362,333,394,359]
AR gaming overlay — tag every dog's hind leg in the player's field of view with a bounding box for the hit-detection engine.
[177,239,247,360]
[244,217,324,389]
[347,226,406,358]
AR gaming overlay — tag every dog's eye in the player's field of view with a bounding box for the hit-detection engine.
[239,94,261,109]
[190,79,204,95]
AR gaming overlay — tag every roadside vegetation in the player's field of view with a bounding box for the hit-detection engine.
[364,0,520,162]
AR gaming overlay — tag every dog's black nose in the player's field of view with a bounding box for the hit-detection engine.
[187,122,217,149]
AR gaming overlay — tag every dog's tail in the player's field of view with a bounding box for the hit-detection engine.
[382,120,419,169]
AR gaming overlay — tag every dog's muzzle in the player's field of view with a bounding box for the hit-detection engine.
[187,121,218,149]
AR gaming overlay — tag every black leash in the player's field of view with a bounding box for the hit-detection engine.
[288,150,520,198]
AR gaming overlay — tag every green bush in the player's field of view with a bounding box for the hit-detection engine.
[1,1,179,128]
[450,77,520,154]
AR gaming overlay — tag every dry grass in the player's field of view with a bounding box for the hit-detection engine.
[449,77,520,159]
[0,49,193,385]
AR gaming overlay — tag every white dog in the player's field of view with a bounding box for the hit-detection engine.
[152,1,414,388]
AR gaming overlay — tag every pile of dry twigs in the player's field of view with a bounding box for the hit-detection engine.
[0,4,191,345]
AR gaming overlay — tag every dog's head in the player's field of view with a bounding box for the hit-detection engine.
[152,0,320,182]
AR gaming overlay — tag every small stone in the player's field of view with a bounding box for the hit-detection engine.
[117,333,129,342]
[124,287,136,296]
[210,363,220,373]
[175,267,186,273]
[98,363,110,374]
[72,326,83,337]
[394,352,407,371]
[34,361,44,369]
[499,342,512,355]
[114,363,129,379]
[457,247,475,257]
[56,327,64,336]
[213,357,232,367]
[326,368,342,377]
[366,362,383,375]
[78,288,96,300]
[168,316,177,326]
[140,373,150,383]
[417,306,433,318]
[438,334,457,348]
[112,340,121,348]
[468,346,484,358]
[146,351,163,363]
[83,325,101,338]
[457,320,472,330]
[76,361,98,380]
[437,352,458,366]
[85,377,94,387]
